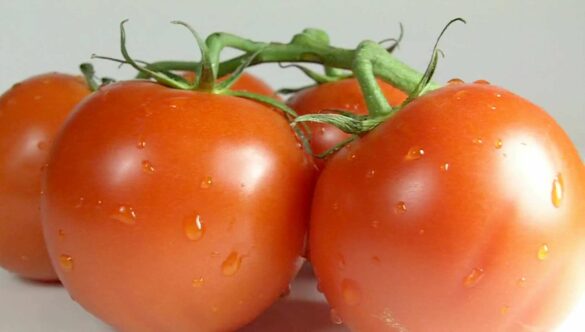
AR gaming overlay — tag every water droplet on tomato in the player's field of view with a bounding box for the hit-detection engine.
[330,308,343,325]
[75,197,85,208]
[37,141,48,151]
[319,127,326,134]
[341,279,361,305]
[537,244,550,261]
[405,147,424,160]
[141,160,155,174]
[371,220,380,228]
[40,163,49,172]
[448,78,464,84]
[495,93,502,98]
[366,169,376,178]
[394,201,407,214]
[337,254,346,270]
[200,176,213,189]
[59,254,73,271]
[517,276,528,288]
[551,174,564,208]
[474,79,490,85]
[58,229,65,239]
[348,153,357,161]
[184,214,204,241]
[454,90,468,100]
[463,268,485,287]
[136,139,146,149]
[495,139,503,149]
[472,138,484,145]
[192,277,205,288]
[332,202,339,211]
[440,163,450,171]
[490,105,497,111]
[221,251,242,276]
[111,205,137,225]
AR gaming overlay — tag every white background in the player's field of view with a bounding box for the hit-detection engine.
[0,1,584,331]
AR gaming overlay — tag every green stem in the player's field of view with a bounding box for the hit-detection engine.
[353,41,393,117]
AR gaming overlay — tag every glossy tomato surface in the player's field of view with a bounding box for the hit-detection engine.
[310,83,585,332]
[41,80,315,332]
[0,73,90,281]
[183,71,278,98]
[287,78,406,168]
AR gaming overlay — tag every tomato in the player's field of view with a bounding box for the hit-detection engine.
[182,71,278,98]
[0,73,90,281]
[41,80,315,331]
[309,83,585,331]
[287,78,406,168]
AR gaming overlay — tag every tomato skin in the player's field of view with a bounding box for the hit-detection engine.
[287,78,406,168]
[41,81,315,331]
[183,71,278,98]
[0,73,90,281]
[310,83,585,331]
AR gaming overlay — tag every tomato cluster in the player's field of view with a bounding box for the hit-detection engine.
[1,24,584,332]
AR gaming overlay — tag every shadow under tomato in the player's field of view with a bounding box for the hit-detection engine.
[12,274,62,288]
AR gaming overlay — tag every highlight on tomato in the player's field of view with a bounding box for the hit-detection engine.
[0,73,90,281]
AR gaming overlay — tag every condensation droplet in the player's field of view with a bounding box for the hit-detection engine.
[495,93,502,98]
[40,163,49,172]
[75,197,85,208]
[454,90,468,100]
[448,78,464,84]
[192,277,205,288]
[405,147,424,160]
[330,308,343,325]
[184,214,204,241]
[137,139,146,149]
[319,127,326,134]
[141,160,155,173]
[337,254,346,270]
[200,176,213,189]
[517,276,527,288]
[221,251,242,276]
[59,254,73,271]
[537,244,550,261]
[366,169,376,178]
[551,174,564,208]
[490,105,497,111]
[474,79,490,85]
[371,220,380,229]
[37,141,48,151]
[341,279,362,305]
[58,229,65,239]
[348,153,357,161]
[111,205,137,225]
[441,163,450,171]
[495,139,503,149]
[473,138,484,145]
[394,201,407,214]
[463,268,485,287]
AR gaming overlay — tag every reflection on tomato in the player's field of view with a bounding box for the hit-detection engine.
[310,83,585,331]
[0,73,90,281]
[41,80,315,331]
[287,78,406,168]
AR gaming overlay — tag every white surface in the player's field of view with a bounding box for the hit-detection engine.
[1,1,584,331]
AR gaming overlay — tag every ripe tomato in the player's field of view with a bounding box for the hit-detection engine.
[183,71,278,98]
[310,83,585,331]
[41,80,315,331]
[287,78,406,168]
[0,73,90,281]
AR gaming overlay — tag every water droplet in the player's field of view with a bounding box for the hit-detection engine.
[394,201,407,214]
[192,277,205,288]
[371,220,380,228]
[332,202,339,211]
[495,93,502,98]
[474,79,490,85]
[419,229,426,235]
[454,90,468,100]
[319,127,326,134]
[537,244,550,261]
[337,254,346,270]
[96,200,103,206]
[495,139,503,149]
[141,160,155,173]
[473,138,484,145]
[448,78,464,84]
[330,308,343,325]
[40,163,49,172]
[341,279,361,305]
[500,306,510,315]
[463,268,485,287]
[405,147,424,160]
[169,104,178,109]
[136,139,146,149]
[551,173,564,208]
[490,105,497,111]
[517,276,527,288]
[59,254,73,271]
[200,176,213,189]
[221,251,242,276]
[75,197,85,208]
[348,153,357,161]
[440,163,450,171]
[184,214,204,241]
[37,141,48,151]
[111,205,137,225]
[366,169,376,178]
[58,229,65,239]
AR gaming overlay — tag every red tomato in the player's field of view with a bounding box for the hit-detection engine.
[287,78,407,168]
[183,71,278,98]
[41,80,315,331]
[310,83,585,331]
[0,73,90,281]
